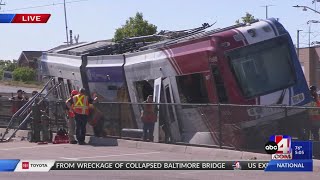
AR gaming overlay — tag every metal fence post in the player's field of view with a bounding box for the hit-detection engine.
[284,106,287,119]
[284,106,288,136]
[218,103,222,149]
[118,103,122,137]
[55,102,58,130]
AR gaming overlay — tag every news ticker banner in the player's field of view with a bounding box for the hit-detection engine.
[0,160,313,172]
[0,14,51,23]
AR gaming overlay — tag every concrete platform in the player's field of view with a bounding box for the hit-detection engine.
[0,127,319,180]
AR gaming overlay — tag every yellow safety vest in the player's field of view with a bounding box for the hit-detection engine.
[72,94,89,115]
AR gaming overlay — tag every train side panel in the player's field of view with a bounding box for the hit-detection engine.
[86,55,125,101]
[41,53,83,90]
[86,55,136,134]
[124,49,177,130]
[124,40,219,144]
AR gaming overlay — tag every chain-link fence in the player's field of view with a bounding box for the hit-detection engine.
[0,100,319,154]
[92,102,317,151]
[0,99,69,132]
[0,99,27,128]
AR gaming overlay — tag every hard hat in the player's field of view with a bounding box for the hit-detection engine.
[71,90,78,95]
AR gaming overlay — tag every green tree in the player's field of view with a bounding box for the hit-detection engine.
[236,12,258,24]
[0,60,17,71]
[12,67,35,82]
[113,12,157,42]
[4,61,17,71]
[0,61,5,67]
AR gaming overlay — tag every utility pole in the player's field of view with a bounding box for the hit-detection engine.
[0,0,5,10]
[261,5,275,19]
[63,0,69,45]
[297,30,303,58]
[309,24,311,47]
[312,0,320,10]
[307,20,320,47]
[70,30,73,45]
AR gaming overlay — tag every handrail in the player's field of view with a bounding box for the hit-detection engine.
[8,77,53,122]
[0,79,57,142]
[2,78,53,135]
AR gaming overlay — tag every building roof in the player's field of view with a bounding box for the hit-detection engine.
[18,51,43,63]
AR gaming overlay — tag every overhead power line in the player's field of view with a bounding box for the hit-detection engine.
[0,0,88,12]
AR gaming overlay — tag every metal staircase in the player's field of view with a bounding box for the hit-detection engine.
[0,78,63,142]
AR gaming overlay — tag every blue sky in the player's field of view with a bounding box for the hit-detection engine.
[0,0,320,60]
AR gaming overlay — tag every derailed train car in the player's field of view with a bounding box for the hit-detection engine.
[41,18,312,149]
[85,55,136,135]
[41,44,86,99]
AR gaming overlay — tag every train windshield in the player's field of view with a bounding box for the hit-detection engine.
[226,35,296,99]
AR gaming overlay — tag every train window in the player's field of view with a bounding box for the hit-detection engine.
[108,85,118,90]
[67,80,73,93]
[211,66,228,103]
[134,80,154,102]
[165,85,176,123]
[226,35,296,99]
[88,82,124,102]
[58,78,66,100]
[176,73,209,104]
[51,78,58,98]
[64,82,70,97]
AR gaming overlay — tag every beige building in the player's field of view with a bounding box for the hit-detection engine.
[298,46,320,88]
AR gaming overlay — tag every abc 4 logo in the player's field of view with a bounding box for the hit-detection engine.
[265,140,291,154]
[265,141,278,154]
[265,135,292,154]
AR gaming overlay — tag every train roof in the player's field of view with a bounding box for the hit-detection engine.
[47,19,274,57]
[47,42,87,53]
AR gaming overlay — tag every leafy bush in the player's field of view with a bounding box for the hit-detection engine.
[13,67,35,82]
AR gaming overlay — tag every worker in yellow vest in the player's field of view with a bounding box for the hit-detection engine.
[65,90,79,144]
[67,88,90,145]
[309,85,320,141]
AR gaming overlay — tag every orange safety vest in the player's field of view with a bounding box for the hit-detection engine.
[72,94,89,115]
[141,102,157,123]
[310,100,320,121]
[66,98,75,118]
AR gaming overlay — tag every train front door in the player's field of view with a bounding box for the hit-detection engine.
[57,78,66,100]
[162,77,181,142]
[63,79,70,98]
[153,77,162,143]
